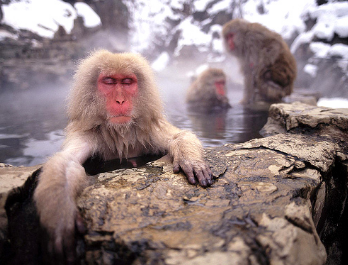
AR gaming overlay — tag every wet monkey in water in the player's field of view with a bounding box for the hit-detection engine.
[186,68,231,112]
[222,19,297,104]
[33,50,212,263]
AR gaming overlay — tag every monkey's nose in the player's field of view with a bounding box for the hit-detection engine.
[116,99,125,105]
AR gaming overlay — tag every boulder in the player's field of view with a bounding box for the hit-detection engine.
[1,103,348,264]
[260,102,348,136]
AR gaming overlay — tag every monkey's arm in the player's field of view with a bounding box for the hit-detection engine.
[239,58,256,104]
[156,120,212,187]
[241,70,255,104]
[33,134,93,263]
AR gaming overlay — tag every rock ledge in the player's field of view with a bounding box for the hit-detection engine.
[1,103,348,265]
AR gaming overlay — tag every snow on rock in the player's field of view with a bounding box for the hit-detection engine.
[165,0,318,59]
[1,0,101,39]
[124,0,176,52]
[125,0,230,56]
[292,1,348,52]
[2,0,76,38]
[329,44,348,59]
[208,0,233,14]
[170,0,187,10]
[318,98,348,109]
[304,64,318,78]
[0,29,17,41]
[290,31,314,53]
[193,0,210,12]
[310,2,348,40]
[335,16,348,38]
[151,52,170,72]
[74,2,101,28]
[329,44,348,71]
[309,42,348,72]
[174,18,212,56]
[290,1,348,76]
[241,0,316,39]
[309,42,331,58]
[123,0,317,58]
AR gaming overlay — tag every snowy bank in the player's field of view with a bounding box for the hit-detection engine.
[1,0,101,39]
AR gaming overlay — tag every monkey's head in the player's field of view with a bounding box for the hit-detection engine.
[68,50,163,130]
[199,68,227,99]
[222,19,249,56]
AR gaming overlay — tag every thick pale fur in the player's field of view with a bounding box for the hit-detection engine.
[34,50,210,259]
[186,68,230,111]
[222,19,297,103]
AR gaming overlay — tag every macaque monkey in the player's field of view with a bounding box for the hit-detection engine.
[186,68,231,112]
[222,19,297,104]
[33,50,212,263]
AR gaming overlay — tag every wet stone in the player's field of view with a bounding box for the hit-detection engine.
[1,103,348,265]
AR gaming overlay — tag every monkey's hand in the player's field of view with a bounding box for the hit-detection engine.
[34,154,87,264]
[173,158,212,187]
[169,131,212,187]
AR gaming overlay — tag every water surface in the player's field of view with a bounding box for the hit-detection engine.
[0,74,268,166]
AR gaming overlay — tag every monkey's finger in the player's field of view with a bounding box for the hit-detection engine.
[194,169,208,187]
[173,163,181,174]
[203,168,213,186]
[206,165,212,175]
[181,164,196,185]
[207,165,213,180]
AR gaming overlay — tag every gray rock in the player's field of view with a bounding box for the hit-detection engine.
[1,103,348,264]
[260,102,348,136]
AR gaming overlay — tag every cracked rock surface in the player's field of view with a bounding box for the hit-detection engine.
[1,103,348,265]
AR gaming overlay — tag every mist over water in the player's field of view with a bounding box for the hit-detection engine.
[157,66,268,147]
[0,65,268,167]
[0,85,69,166]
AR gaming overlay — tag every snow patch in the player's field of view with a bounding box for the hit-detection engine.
[310,42,331,58]
[174,18,212,56]
[0,30,17,41]
[2,0,101,39]
[2,0,77,38]
[152,52,170,72]
[304,64,318,77]
[74,2,101,28]
[317,98,348,109]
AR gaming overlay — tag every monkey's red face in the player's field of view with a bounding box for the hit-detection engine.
[225,33,235,51]
[215,80,226,96]
[97,73,138,124]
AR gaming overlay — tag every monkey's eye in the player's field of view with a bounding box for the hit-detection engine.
[121,78,134,85]
[102,77,117,85]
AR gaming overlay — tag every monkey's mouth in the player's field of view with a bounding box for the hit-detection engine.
[108,116,132,124]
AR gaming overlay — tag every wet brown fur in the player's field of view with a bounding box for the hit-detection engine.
[186,68,231,111]
[33,50,211,262]
[222,19,297,103]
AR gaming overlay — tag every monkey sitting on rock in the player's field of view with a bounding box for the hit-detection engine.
[222,19,297,105]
